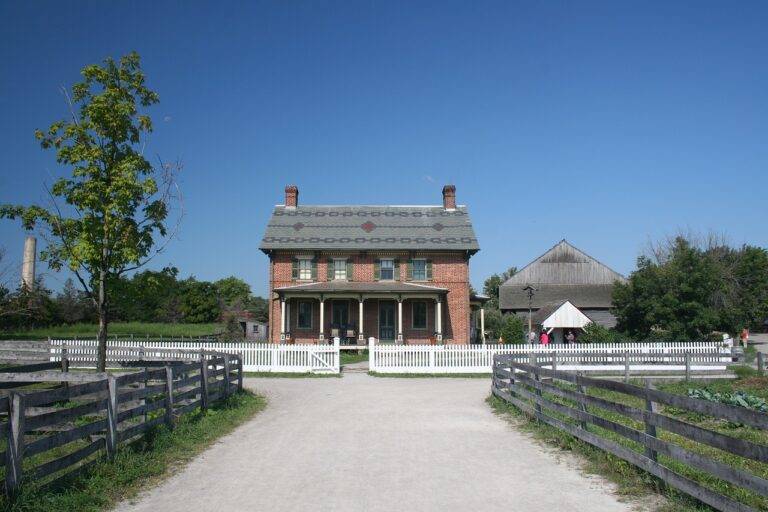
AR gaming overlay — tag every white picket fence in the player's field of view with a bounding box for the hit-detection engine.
[50,338,341,374]
[368,340,734,374]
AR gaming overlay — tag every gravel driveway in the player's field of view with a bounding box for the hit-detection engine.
[115,374,636,512]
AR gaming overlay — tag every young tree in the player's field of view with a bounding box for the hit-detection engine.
[482,266,517,310]
[0,53,180,370]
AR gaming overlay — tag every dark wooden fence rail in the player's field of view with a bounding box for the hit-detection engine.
[492,354,768,512]
[0,350,243,496]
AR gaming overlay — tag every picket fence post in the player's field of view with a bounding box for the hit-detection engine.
[165,366,175,429]
[107,375,119,458]
[643,379,658,463]
[5,392,25,495]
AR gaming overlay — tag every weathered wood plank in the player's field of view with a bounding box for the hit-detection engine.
[30,438,103,480]
[25,398,109,431]
[23,379,108,407]
[24,418,108,458]
[0,371,107,383]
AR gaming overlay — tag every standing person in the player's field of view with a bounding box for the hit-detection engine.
[740,328,750,348]
[566,330,576,344]
[539,330,550,345]
[528,330,537,345]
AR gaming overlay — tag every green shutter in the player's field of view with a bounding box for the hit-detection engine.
[311,258,318,280]
[327,259,334,281]
[374,259,381,280]
[346,260,353,281]
[426,259,433,281]
[291,259,298,280]
[406,259,413,281]
[394,259,400,281]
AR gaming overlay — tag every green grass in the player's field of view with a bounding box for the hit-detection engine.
[368,371,489,378]
[0,322,223,340]
[340,350,368,366]
[490,374,768,512]
[1,391,265,512]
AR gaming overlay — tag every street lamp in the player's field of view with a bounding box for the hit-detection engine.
[523,285,537,341]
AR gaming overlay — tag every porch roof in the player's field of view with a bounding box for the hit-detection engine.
[274,281,448,295]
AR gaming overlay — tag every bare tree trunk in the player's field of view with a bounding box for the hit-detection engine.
[97,270,108,372]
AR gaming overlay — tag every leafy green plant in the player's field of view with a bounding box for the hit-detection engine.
[687,387,768,413]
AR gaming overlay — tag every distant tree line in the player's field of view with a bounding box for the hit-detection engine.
[0,261,268,332]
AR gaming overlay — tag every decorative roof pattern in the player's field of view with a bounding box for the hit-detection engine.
[260,206,479,252]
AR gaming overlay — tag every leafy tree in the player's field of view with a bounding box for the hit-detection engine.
[55,278,95,324]
[0,53,179,370]
[483,308,504,340]
[179,279,220,323]
[578,322,621,343]
[214,276,252,309]
[499,313,525,344]
[247,296,269,324]
[482,267,517,310]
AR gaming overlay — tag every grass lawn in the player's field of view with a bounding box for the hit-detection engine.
[0,322,223,340]
[340,350,368,366]
[2,391,265,512]
[490,372,768,512]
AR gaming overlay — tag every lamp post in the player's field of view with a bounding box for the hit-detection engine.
[523,285,537,341]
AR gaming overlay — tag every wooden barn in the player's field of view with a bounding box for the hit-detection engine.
[499,240,627,342]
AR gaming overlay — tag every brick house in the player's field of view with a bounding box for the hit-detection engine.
[259,185,482,344]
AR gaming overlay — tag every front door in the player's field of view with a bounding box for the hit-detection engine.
[379,301,396,341]
[332,300,349,328]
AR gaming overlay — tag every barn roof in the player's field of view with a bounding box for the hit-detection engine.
[499,240,626,310]
[259,205,479,253]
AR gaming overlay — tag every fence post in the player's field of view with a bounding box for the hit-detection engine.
[624,352,630,383]
[107,375,118,458]
[237,355,243,392]
[685,352,691,382]
[758,352,765,375]
[577,371,588,431]
[531,354,542,416]
[5,392,25,496]
[164,366,175,429]
[200,354,209,412]
[368,337,376,373]
[60,343,69,372]
[643,379,658,463]
[551,352,557,373]
[223,356,231,399]
[429,347,436,372]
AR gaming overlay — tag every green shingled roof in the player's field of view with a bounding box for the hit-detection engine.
[259,205,479,252]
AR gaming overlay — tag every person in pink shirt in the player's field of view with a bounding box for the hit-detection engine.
[539,330,550,345]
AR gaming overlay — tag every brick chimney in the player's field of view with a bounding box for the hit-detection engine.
[442,185,456,210]
[285,185,298,208]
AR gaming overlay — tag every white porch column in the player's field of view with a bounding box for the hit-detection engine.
[480,308,486,345]
[358,299,365,342]
[436,300,443,342]
[280,299,286,342]
[319,300,325,342]
[397,300,403,343]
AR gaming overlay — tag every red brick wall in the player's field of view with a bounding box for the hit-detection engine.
[268,251,471,344]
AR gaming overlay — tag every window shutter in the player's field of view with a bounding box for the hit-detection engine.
[291,259,298,280]
[311,258,318,280]
[426,259,433,281]
[346,260,353,281]
[406,259,413,281]
[374,259,381,280]
[394,259,400,281]
[327,259,334,281]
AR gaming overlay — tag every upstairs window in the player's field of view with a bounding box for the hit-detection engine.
[333,259,347,280]
[298,259,313,280]
[412,259,427,281]
[380,259,394,280]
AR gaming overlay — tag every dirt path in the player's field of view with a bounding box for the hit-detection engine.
[115,374,638,512]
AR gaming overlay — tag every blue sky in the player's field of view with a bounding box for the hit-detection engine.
[1,1,766,296]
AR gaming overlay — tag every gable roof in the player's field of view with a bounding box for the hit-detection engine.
[260,205,479,253]
[534,300,593,329]
[499,240,626,310]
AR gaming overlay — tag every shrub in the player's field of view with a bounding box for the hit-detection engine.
[578,322,621,343]
[499,314,525,344]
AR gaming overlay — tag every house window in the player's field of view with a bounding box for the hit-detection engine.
[333,259,347,280]
[297,301,312,329]
[412,301,427,329]
[380,259,394,280]
[298,259,312,280]
[412,259,427,281]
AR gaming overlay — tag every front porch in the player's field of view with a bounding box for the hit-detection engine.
[274,282,451,345]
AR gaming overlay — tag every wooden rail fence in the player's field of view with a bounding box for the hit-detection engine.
[492,354,768,512]
[0,350,242,496]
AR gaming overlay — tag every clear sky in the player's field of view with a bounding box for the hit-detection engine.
[1,1,766,296]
